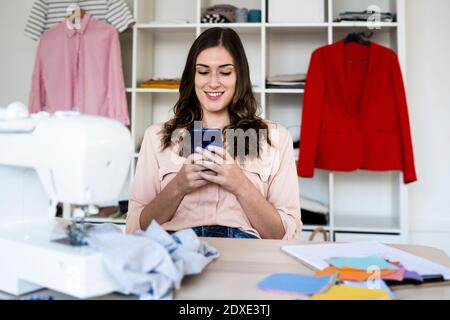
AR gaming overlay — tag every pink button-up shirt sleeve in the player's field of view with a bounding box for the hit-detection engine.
[126,125,161,233]
[28,39,45,113]
[107,28,130,125]
[267,126,302,240]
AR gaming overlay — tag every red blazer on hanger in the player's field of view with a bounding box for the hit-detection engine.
[297,40,417,183]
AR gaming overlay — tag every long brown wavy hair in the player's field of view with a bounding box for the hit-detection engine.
[160,27,271,158]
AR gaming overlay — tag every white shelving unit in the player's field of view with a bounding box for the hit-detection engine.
[122,0,408,243]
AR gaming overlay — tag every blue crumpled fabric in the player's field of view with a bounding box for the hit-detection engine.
[85,221,219,300]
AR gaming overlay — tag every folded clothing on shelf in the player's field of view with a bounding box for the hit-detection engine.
[267,73,306,82]
[266,83,305,89]
[266,73,306,89]
[335,10,395,22]
[235,8,248,23]
[138,78,180,89]
[201,14,229,23]
[204,4,238,22]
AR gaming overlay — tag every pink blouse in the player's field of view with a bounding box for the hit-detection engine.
[28,13,130,125]
[126,121,302,239]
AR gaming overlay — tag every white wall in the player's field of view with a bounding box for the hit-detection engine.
[1,0,450,254]
[405,0,450,254]
[0,0,37,107]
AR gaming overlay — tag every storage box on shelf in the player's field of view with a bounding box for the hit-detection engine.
[123,0,407,243]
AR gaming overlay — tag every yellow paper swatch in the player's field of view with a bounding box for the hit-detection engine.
[311,285,391,300]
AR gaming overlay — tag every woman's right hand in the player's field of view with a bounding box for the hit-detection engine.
[174,153,211,196]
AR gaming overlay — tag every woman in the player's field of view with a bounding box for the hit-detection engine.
[126,27,301,239]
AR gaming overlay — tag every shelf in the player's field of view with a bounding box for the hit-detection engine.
[128,0,407,242]
[135,24,197,35]
[266,23,329,28]
[200,23,261,28]
[133,22,399,31]
[332,22,398,28]
[134,88,179,93]
[265,88,304,94]
[134,22,399,31]
[333,214,401,233]
[135,23,197,29]
[252,86,262,93]
[266,23,329,33]
[200,23,262,34]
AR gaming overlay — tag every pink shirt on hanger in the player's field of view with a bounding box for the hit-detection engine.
[126,122,302,240]
[28,13,130,125]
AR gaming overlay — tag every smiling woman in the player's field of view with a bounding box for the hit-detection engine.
[126,28,302,240]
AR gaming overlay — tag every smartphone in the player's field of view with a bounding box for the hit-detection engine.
[191,128,223,154]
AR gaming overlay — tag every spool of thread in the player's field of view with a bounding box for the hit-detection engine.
[235,8,248,23]
[247,9,261,23]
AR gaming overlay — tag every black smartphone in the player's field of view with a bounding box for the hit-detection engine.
[191,128,222,176]
[191,128,223,154]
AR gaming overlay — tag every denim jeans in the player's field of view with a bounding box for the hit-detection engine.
[169,225,256,239]
[192,225,258,239]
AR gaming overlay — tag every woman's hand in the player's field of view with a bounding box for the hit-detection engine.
[174,153,211,196]
[195,145,285,239]
[194,145,251,196]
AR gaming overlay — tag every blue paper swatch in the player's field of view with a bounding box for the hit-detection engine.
[258,273,335,295]
[328,256,400,271]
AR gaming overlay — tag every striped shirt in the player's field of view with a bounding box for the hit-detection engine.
[25,0,135,40]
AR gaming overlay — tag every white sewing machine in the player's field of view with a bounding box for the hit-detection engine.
[0,103,132,298]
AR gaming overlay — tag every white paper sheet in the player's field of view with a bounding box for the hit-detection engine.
[281,241,450,280]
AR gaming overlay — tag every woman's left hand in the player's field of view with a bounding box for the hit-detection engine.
[194,145,250,196]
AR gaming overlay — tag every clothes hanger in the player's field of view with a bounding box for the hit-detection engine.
[77,8,87,18]
[66,2,86,30]
[67,2,86,19]
[76,0,87,19]
[344,31,373,46]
